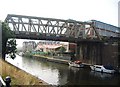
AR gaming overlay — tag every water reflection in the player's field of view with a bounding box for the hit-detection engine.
[5,54,23,69]
[5,55,120,85]
[90,71,113,80]
[19,56,60,85]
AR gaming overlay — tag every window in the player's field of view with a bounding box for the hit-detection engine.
[96,66,101,69]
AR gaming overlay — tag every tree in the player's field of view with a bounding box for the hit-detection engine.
[59,46,66,53]
[2,22,17,60]
[6,39,17,59]
[57,46,66,56]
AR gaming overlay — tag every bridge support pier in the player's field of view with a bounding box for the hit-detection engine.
[76,42,102,65]
[118,41,120,68]
[76,41,119,67]
[102,42,118,67]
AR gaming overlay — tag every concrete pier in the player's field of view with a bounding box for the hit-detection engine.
[76,41,118,68]
[77,41,102,65]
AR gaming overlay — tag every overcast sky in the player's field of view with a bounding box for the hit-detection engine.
[0,0,119,47]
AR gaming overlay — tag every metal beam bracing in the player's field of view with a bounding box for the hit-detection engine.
[5,14,118,42]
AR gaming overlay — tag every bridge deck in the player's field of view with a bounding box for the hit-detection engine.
[5,14,120,42]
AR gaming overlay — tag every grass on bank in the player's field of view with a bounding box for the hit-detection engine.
[0,58,48,85]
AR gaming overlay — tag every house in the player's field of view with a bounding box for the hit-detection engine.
[35,42,62,52]
[35,41,77,54]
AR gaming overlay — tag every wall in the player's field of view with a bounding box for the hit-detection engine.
[77,42,102,65]
[102,43,118,67]
[77,41,118,67]
[69,43,77,53]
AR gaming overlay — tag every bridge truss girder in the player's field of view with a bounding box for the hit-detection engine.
[5,14,101,41]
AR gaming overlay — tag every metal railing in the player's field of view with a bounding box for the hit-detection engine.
[0,75,11,87]
[0,75,6,87]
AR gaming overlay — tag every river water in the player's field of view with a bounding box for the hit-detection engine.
[5,55,120,86]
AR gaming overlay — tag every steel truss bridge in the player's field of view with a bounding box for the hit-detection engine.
[5,14,120,42]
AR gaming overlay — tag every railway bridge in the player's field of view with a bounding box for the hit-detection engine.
[4,14,120,67]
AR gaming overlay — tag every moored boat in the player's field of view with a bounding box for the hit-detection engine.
[90,65,115,74]
[68,60,84,68]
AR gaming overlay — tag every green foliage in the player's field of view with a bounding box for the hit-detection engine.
[2,22,17,59]
[23,52,33,57]
[2,22,14,39]
[6,39,17,59]
[57,46,66,53]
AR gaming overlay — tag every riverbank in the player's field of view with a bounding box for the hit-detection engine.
[0,58,49,86]
[33,55,69,65]
[33,55,91,68]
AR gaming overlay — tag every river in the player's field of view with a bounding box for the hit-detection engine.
[5,55,120,86]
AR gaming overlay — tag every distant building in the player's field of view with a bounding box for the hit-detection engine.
[69,43,77,53]
[59,42,77,53]
[35,41,62,52]
[23,41,36,52]
[35,40,76,53]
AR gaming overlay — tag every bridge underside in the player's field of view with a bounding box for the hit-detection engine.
[13,31,103,43]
